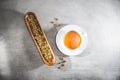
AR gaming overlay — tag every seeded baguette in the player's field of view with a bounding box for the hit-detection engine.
[24,12,56,66]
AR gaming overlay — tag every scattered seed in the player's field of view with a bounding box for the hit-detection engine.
[50,21,54,24]
[55,23,60,27]
[58,62,61,64]
[61,64,65,67]
[58,67,61,69]
[59,57,64,60]
[62,60,66,63]
[58,24,61,26]
[57,57,67,69]
[54,18,58,21]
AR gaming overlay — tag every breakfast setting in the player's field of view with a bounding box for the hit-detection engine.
[24,12,88,71]
[0,0,120,80]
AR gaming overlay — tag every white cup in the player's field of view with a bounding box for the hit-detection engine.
[56,24,88,56]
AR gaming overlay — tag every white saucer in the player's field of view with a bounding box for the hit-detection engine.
[56,24,88,56]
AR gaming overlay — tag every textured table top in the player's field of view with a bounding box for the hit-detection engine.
[0,0,120,80]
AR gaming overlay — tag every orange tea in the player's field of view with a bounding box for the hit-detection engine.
[64,31,82,49]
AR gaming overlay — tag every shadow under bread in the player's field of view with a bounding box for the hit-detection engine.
[0,8,44,76]
[46,24,68,58]
[45,24,72,70]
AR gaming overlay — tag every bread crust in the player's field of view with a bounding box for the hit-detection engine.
[24,12,56,66]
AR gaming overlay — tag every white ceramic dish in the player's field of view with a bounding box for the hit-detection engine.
[56,24,88,56]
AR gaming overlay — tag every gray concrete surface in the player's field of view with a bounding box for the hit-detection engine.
[0,0,120,80]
